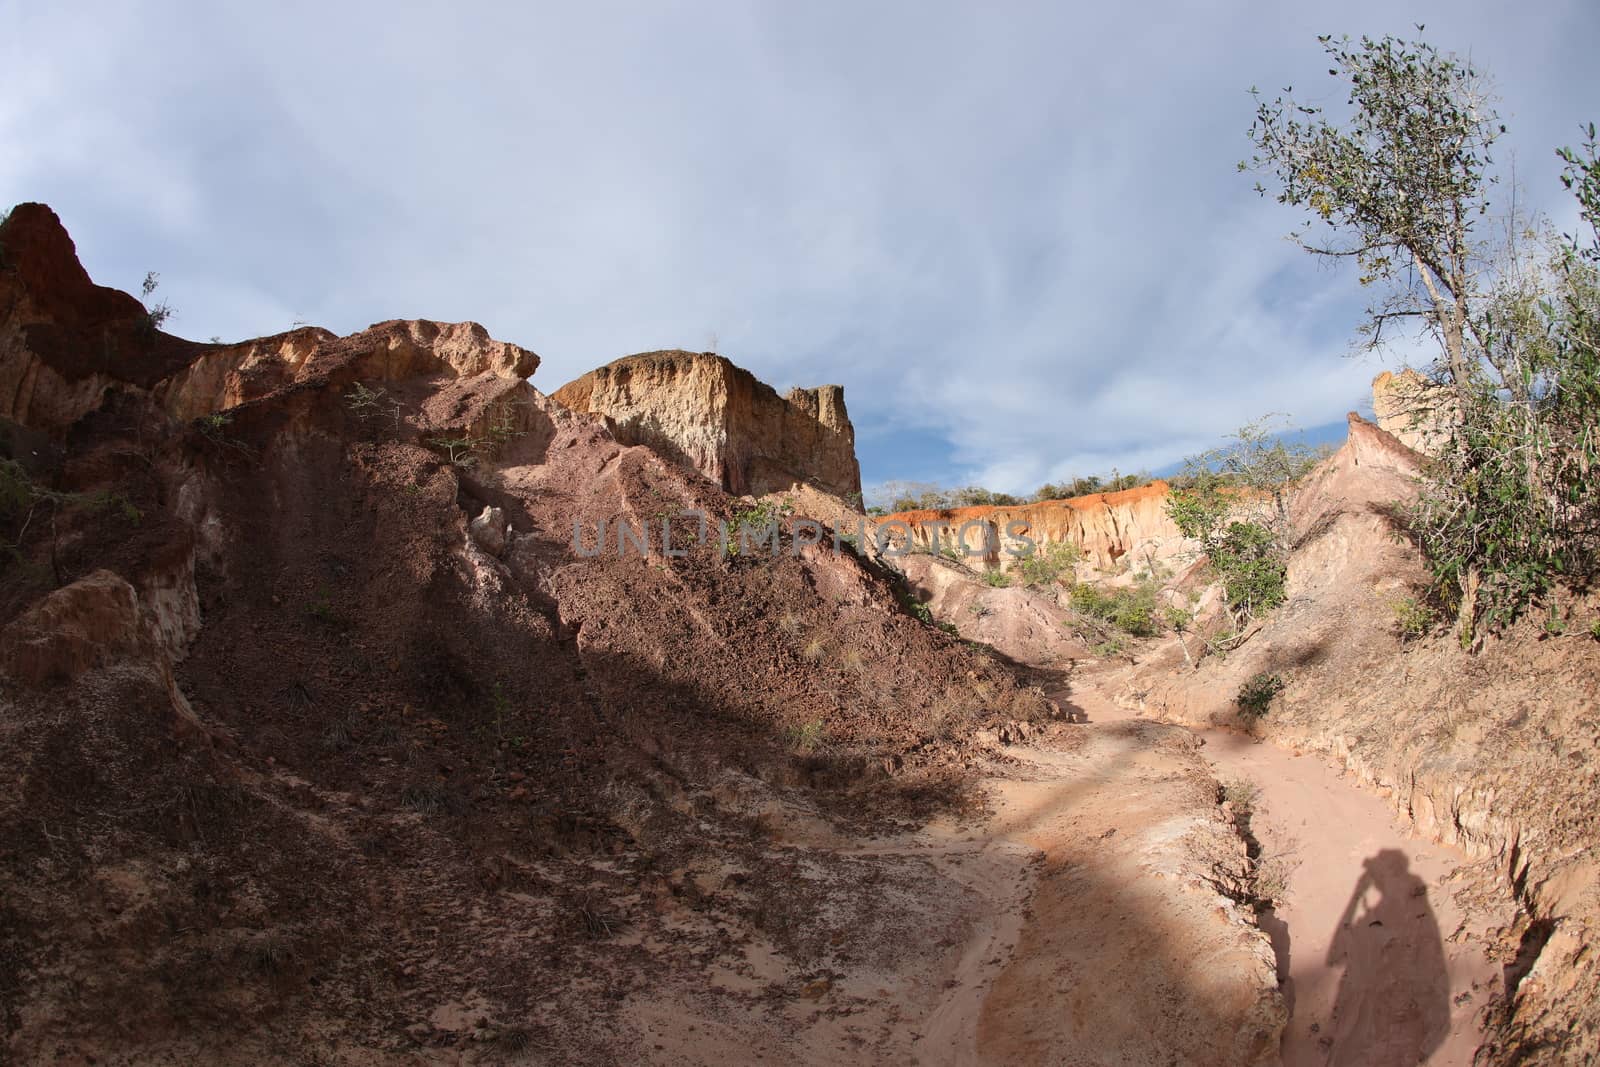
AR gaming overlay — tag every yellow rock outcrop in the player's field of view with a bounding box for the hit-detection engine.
[553,350,861,500]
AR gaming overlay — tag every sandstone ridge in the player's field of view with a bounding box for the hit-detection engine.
[553,349,862,500]
[884,480,1194,573]
[0,203,537,435]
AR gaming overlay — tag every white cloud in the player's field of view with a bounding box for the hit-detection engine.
[3,0,1594,492]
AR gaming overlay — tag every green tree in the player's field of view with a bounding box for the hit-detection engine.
[1166,417,1319,626]
[1245,31,1500,395]
[138,271,175,335]
[1249,32,1600,640]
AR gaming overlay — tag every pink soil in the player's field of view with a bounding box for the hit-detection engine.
[1089,690,1498,1065]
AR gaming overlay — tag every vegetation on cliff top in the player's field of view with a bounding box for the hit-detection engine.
[872,472,1154,514]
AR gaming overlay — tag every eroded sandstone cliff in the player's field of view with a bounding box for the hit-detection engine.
[883,480,1195,574]
[553,349,862,500]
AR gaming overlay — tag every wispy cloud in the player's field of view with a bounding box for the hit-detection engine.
[4,1,1594,493]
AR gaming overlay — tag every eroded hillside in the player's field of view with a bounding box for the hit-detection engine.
[4,199,1594,1066]
[0,204,1288,1064]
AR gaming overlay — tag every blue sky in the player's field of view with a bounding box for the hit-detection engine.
[5,2,1596,496]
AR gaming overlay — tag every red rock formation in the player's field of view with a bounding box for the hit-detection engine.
[155,319,537,422]
[552,350,861,500]
[0,204,1078,1064]
[0,569,145,684]
[0,203,191,432]
[0,204,538,437]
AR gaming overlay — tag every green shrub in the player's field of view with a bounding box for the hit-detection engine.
[895,590,959,637]
[1069,583,1108,616]
[345,381,387,417]
[1211,520,1288,617]
[785,720,826,752]
[427,434,479,468]
[137,271,174,336]
[892,576,940,628]
[878,482,1022,512]
[1235,673,1285,720]
[1013,540,1081,588]
[1070,580,1162,637]
[305,589,346,629]
[2,457,141,572]
[731,497,793,536]
[1091,636,1126,658]
[1543,606,1570,637]
[1166,418,1314,625]
[196,411,232,440]
[1033,471,1150,501]
[982,569,1012,588]
[1389,595,1438,644]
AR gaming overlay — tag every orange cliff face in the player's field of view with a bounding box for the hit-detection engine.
[879,480,1195,573]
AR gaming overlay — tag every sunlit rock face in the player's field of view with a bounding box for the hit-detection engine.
[883,481,1194,575]
[552,350,861,500]
[1372,369,1456,457]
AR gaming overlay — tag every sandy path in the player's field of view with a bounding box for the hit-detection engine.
[1087,690,1500,1065]
[627,697,1281,1066]
[627,673,1502,1065]
[969,708,1283,1066]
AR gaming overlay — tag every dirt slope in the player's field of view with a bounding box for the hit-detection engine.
[0,203,1293,1065]
[892,407,1600,1064]
[972,689,1282,1067]
[1196,720,1501,1065]
[897,553,1090,671]
[0,204,1055,1062]
[617,708,1284,1067]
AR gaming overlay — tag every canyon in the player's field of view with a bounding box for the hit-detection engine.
[1,202,1596,1066]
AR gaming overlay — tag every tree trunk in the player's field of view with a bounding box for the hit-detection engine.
[1456,565,1481,652]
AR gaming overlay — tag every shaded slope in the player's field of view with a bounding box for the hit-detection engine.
[0,205,1056,1062]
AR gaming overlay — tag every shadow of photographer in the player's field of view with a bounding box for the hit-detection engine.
[1323,848,1451,1065]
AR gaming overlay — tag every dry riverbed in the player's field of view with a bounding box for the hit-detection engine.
[621,676,1501,1066]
